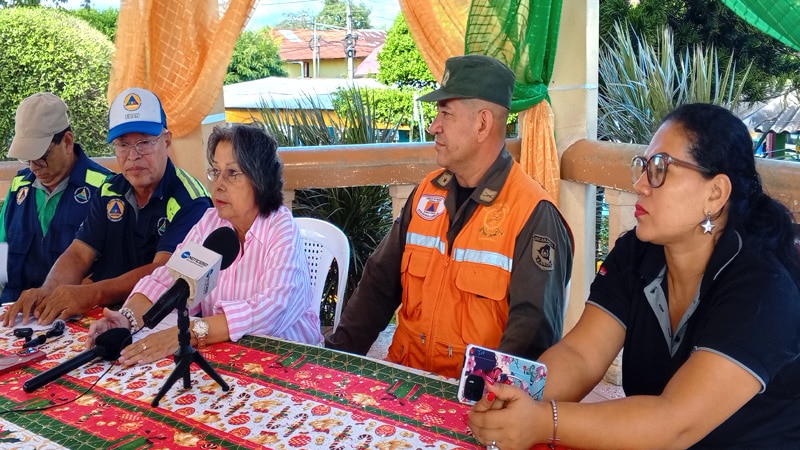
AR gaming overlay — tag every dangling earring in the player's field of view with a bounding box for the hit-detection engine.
[701,212,716,234]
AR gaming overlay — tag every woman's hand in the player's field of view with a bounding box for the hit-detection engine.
[85,308,130,348]
[118,327,179,367]
[468,383,548,450]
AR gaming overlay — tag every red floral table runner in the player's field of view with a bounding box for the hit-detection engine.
[0,313,481,449]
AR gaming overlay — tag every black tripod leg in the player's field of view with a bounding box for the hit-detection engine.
[182,363,192,389]
[151,355,194,407]
[192,352,229,391]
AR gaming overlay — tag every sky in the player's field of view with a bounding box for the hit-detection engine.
[63,0,402,30]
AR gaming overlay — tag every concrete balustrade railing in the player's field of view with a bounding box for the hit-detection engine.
[276,139,522,214]
[560,139,799,221]
[1,138,796,342]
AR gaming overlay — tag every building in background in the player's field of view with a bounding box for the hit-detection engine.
[272,29,386,79]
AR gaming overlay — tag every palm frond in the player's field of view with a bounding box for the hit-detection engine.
[599,21,751,144]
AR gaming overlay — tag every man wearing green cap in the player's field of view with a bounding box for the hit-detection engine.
[327,54,574,378]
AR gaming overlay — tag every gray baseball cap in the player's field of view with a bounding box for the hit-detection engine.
[9,93,70,160]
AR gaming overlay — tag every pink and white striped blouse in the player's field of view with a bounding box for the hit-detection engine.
[129,206,323,346]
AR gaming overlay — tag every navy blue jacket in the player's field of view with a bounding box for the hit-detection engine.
[1,145,111,303]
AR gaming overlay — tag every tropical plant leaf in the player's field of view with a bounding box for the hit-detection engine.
[254,85,399,325]
[598,21,750,144]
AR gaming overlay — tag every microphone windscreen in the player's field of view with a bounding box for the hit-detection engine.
[202,227,240,270]
[47,319,66,337]
[94,328,132,360]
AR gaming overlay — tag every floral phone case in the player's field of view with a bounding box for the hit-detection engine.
[457,344,547,405]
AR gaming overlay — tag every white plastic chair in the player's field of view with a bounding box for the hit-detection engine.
[296,217,350,331]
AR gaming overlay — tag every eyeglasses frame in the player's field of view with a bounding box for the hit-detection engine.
[19,142,56,168]
[631,152,712,188]
[206,167,245,183]
[112,133,166,158]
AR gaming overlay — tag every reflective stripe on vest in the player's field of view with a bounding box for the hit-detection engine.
[176,168,209,200]
[406,231,446,255]
[407,231,512,272]
[101,183,122,197]
[452,247,512,272]
[85,169,108,188]
[10,175,31,192]
[166,197,180,222]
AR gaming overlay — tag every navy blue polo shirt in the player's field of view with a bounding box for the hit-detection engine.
[75,158,211,282]
[589,226,800,447]
[0,144,112,303]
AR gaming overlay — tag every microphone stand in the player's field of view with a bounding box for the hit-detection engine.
[151,294,229,407]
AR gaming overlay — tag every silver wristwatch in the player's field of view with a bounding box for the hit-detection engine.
[192,318,209,349]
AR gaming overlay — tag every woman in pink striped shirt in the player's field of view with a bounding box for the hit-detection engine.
[87,124,323,365]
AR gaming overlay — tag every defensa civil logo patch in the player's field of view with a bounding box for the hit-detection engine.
[106,199,125,222]
[532,234,555,271]
[416,194,446,221]
[157,217,168,236]
[124,93,142,111]
[16,186,29,205]
[74,186,90,204]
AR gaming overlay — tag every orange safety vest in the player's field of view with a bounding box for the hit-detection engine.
[387,164,555,378]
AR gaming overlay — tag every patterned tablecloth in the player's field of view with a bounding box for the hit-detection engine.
[0,314,481,449]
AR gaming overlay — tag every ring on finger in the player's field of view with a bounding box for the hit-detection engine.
[486,441,499,450]
[141,342,147,351]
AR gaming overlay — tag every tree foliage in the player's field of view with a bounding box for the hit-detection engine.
[600,0,800,100]
[316,0,371,29]
[377,15,436,89]
[277,10,314,29]
[0,7,114,158]
[66,6,118,42]
[333,87,435,141]
[225,27,286,85]
[0,0,67,6]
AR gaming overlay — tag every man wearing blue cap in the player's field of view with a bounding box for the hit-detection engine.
[327,55,574,378]
[0,92,112,304]
[3,87,212,326]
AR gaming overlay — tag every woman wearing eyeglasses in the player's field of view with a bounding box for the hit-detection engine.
[468,103,800,449]
[87,124,323,363]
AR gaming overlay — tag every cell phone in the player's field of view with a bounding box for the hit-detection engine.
[0,348,46,375]
[457,344,547,405]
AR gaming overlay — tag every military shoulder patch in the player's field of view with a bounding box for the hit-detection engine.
[532,234,555,271]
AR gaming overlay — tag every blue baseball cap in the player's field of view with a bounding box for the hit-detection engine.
[108,87,168,143]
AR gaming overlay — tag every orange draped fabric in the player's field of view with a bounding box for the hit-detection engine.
[109,0,257,138]
[520,103,560,201]
[399,0,561,203]
[399,0,470,81]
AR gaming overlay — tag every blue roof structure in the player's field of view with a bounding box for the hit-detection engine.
[223,77,387,111]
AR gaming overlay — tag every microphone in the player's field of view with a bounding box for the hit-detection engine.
[23,327,131,393]
[142,227,239,329]
[21,319,67,348]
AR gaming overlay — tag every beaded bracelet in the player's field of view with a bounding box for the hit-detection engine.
[547,398,561,449]
[119,307,140,332]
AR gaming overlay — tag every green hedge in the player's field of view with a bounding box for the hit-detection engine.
[0,7,114,158]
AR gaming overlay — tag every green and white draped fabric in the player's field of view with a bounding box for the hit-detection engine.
[722,0,800,51]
